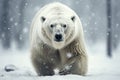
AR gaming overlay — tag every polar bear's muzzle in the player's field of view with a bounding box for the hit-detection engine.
[54,33,63,42]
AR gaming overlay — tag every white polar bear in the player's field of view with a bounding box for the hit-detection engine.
[30,2,88,76]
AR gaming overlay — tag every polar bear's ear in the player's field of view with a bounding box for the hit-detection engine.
[41,16,46,22]
[71,16,75,22]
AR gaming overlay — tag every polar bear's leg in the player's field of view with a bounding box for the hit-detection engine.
[59,54,87,75]
[72,54,88,75]
[39,62,54,76]
[31,49,55,76]
[32,56,54,76]
[58,52,87,75]
[79,54,88,75]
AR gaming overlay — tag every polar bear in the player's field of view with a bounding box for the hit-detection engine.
[30,2,88,76]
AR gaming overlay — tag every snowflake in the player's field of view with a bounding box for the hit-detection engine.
[45,66,49,69]
[23,28,28,33]
[94,22,97,25]
[65,65,72,70]
[84,23,88,27]
[18,13,21,16]
[50,58,54,61]
[84,30,87,33]
[10,17,14,22]
[66,52,73,58]
[25,3,28,6]
[75,1,80,5]
[54,68,59,75]
[15,6,18,9]
[91,13,95,17]
[43,62,46,65]
[114,34,118,38]
[85,5,90,9]
[116,23,119,27]
[1,33,5,38]
[34,6,40,12]
[8,27,11,30]
[106,32,109,36]
[27,21,30,24]
[19,35,23,40]
[14,22,18,26]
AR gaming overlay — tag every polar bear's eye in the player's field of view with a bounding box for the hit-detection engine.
[63,24,66,28]
[50,24,54,28]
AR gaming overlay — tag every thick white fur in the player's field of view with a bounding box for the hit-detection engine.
[30,2,84,49]
[30,2,87,76]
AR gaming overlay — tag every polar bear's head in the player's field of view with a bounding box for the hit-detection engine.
[40,15,76,49]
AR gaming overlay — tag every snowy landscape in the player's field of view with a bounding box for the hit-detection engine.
[0,42,120,80]
[0,0,120,80]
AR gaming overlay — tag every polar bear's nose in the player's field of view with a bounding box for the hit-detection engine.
[55,34,63,42]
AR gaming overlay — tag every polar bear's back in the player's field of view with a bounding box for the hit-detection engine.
[35,2,77,19]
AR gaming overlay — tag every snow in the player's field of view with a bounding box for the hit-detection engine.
[14,22,18,26]
[66,52,73,58]
[4,64,18,72]
[54,68,59,75]
[0,42,120,80]
[23,27,28,33]
[10,17,14,22]
[116,23,119,27]
[0,74,119,80]
[1,33,5,38]
[64,65,72,70]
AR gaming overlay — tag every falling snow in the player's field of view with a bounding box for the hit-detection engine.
[23,28,28,33]
[54,68,59,75]
[66,53,73,58]
[14,22,18,26]
[0,0,120,80]
[10,18,14,22]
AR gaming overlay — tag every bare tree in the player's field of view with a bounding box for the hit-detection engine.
[0,0,11,49]
[106,0,112,57]
[14,0,27,49]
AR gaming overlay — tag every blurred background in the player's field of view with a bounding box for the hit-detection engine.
[0,0,120,57]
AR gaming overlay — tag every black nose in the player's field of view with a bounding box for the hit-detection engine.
[55,34,63,42]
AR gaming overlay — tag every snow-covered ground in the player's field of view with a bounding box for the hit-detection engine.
[0,42,120,80]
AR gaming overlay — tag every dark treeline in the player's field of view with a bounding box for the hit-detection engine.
[0,0,27,49]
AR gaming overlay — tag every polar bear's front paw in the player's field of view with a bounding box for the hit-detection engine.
[59,65,72,75]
